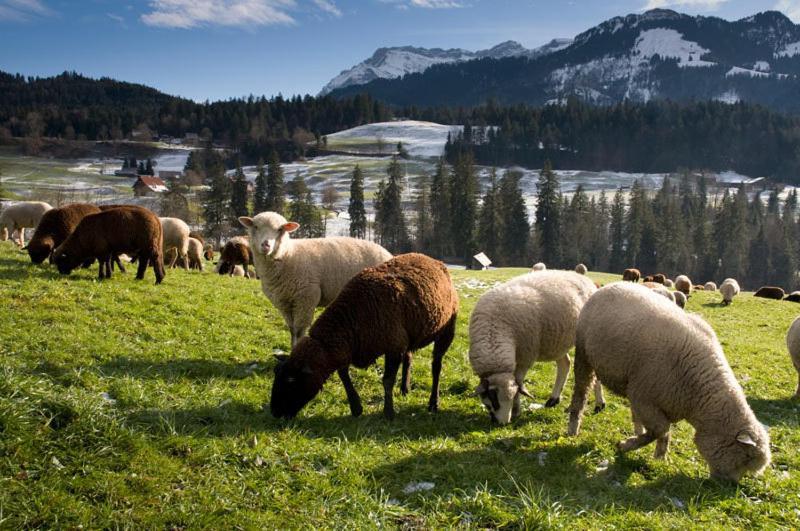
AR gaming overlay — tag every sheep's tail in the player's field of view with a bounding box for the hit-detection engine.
[567,337,595,436]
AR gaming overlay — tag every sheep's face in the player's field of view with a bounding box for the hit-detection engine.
[270,339,325,419]
[52,250,81,275]
[27,240,52,264]
[239,213,299,257]
[695,427,771,482]
[475,373,517,425]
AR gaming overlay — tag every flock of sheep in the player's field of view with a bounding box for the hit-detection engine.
[4,200,800,485]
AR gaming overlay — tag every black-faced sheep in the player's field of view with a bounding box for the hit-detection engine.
[26,203,101,264]
[469,271,604,424]
[568,283,771,482]
[754,286,785,300]
[270,253,458,420]
[0,201,53,246]
[239,212,392,346]
[622,268,640,282]
[52,206,165,284]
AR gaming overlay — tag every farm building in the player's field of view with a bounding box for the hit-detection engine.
[133,175,168,197]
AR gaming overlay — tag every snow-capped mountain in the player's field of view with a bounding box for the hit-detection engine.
[328,9,800,112]
[319,39,572,96]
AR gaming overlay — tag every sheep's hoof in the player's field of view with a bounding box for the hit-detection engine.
[593,403,606,414]
[544,397,560,408]
[617,437,638,452]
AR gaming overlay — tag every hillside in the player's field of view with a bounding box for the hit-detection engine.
[0,243,798,528]
[329,9,800,112]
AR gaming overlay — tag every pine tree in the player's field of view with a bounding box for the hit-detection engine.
[287,172,324,238]
[535,160,562,266]
[414,175,433,252]
[145,158,155,176]
[266,151,285,214]
[477,169,501,263]
[498,169,529,266]
[590,190,610,271]
[609,187,626,273]
[374,157,409,253]
[348,165,367,239]
[230,161,250,219]
[253,158,268,213]
[429,159,452,259]
[563,184,590,268]
[137,161,146,175]
[203,155,231,245]
[449,152,479,265]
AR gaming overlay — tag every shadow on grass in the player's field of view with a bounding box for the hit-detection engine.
[368,442,740,515]
[98,356,268,381]
[749,397,800,428]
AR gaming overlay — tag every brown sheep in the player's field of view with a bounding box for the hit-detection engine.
[754,286,785,300]
[694,284,706,291]
[26,203,101,264]
[188,231,205,246]
[216,236,252,276]
[622,268,641,282]
[674,275,693,295]
[270,253,459,420]
[187,237,204,271]
[642,274,666,284]
[52,206,165,284]
[203,244,215,262]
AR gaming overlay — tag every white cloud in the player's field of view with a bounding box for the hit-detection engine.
[141,0,297,28]
[312,0,341,17]
[775,0,800,22]
[643,0,728,10]
[0,0,54,20]
[409,0,463,7]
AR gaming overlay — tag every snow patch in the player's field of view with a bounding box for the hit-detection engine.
[325,120,463,158]
[634,28,714,67]
[775,41,800,58]
[753,61,770,72]
[715,90,740,104]
[726,66,771,78]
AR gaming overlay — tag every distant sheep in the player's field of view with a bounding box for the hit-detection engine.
[785,317,800,398]
[673,291,687,309]
[674,275,692,295]
[705,282,717,292]
[216,236,253,276]
[159,217,190,270]
[270,253,458,419]
[568,283,771,482]
[203,244,215,261]
[188,231,205,246]
[53,206,165,284]
[26,203,100,264]
[240,212,392,346]
[784,291,800,303]
[187,237,204,271]
[575,263,587,275]
[0,201,53,246]
[643,274,666,284]
[664,279,674,288]
[532,262,546,272]
[694,284,706,291]
[469,271,604,424]
[720,278,740,305]
[622,268,640,282]
[755,286,785,300]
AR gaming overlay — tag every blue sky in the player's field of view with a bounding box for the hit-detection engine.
[0,0,796,101]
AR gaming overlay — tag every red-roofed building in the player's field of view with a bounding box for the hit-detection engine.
[133,175,168,197]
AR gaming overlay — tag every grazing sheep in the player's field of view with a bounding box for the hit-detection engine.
[694,284,706,291]
[270,253,458,419]
[188,231,205,246]
[532,262,546,272]
[239,212,392,346]
[673,290,687,309]
[784,291,800,303]
[159,217,190,270]
[622,268,640,282]
[643,274,666,284]
[755,286,785,300]
[568,283,771,482]
[26,203,101,264]
[203,244,215,262]
[785,317,800,398]
[216,236,253,276]
[675,275,693,295]
[469,271,604,424]
[187,237,204,271]
[720,278,740,306]
[664,279,674,288]
[705,282,718,292]
[575,263,587,275]
[52,206,165,284]
[0,201,53,246]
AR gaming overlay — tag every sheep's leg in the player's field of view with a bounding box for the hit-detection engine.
[617,401,670,456]
[795,371,800,399]
[104,257,113,279]
[181,252,189,270]
[136,252,149,280]
[383,354,402,420]
[152,252,165,284]
[17,227,25,247]
[337,368,362,417]
[546,354,571,408]
[593,381,606,414]
[114,256,126,274]
[428,315,456,413]
[632,410,645,436]
[567,342,594,436]
[400,352,412,395]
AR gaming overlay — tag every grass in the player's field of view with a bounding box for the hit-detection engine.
[0,243,799,528]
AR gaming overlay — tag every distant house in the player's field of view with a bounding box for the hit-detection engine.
[159,170,184,182]
[133,175,168,197]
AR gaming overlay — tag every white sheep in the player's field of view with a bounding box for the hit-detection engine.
[159,217,190,270]
[575,263,588,275]
[720,278,740,305]
[0,201,53,246]
[664,278,674,288]
[568,283,771,482]
[469,270,605,424]
[705,282,717,292]
[187,237,204,271]
[786,317,800,399]
[674,274,692,295]
[648,284,676,304]
[239,212,392,346]
[532,262,546,272]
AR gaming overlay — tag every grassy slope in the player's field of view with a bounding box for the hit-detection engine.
[0,243,798,529]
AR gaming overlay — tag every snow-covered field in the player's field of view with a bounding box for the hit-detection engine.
[324,120,463,158]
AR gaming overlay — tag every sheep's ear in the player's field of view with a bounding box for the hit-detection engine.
[736,432,758,447]
[282,222,300,233]
[239,216,254,228]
